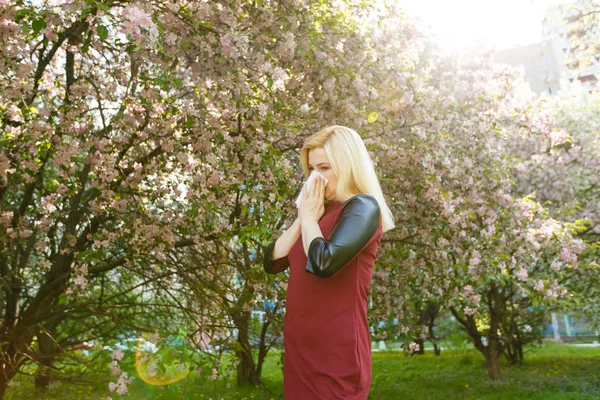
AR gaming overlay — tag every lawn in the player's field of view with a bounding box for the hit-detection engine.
[5,343,600,399]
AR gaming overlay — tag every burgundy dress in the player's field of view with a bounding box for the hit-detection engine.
[267,196,383,399]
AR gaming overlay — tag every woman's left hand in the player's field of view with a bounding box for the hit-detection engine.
[299,176,325,223]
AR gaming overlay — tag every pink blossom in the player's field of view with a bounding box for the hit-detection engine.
[220,33,237,58]
[112,349,124,361]
[7,105,22,122]
[534,280,544,292]
[121,4,157,43]
[408,342,420,353]
[110,360,120,376]
[516,268,528,282]
[113,372,132,395]
[558,248,572,262]
[470,294,482,303]
[549,129,569,147]
[469,250,481,267]
[463,285,474,297]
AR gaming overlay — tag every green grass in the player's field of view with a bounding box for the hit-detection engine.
[5,343,600,399]
[370,343,600,400]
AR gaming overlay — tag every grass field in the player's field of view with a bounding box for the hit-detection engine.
[5,343,600,399]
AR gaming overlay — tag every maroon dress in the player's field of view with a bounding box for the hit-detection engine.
[273,198,383,399]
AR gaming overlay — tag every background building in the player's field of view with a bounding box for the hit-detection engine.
[494,41,561,94]
[493,1,600,94]
[543,3,600,87]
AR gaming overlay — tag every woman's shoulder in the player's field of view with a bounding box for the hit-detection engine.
[342,194,380,213]
[337,194,381,232]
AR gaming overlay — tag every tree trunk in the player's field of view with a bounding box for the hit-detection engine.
[234,310,260,386]
[486,282,503,379]
[35,329,57,388]
[504,317,522,365]
[414,338,425,355]
[485,348,502,380]
[255,318,271,379]
[517,340,523,363]
[0,361,17,399]
[449,281,505,380]
[426,302,441,356]
[433,341,441,356]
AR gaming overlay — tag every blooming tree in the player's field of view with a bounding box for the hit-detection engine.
[368,54,583,378]
[511,82,600,331]
[0,0,425,393]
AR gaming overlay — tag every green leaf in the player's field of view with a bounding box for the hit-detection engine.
[32,18,47,35]
[97,25,108,41]
[15,9,31,22]
[96,2,110,11]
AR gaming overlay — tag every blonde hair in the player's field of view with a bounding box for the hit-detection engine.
[300,125,395,233]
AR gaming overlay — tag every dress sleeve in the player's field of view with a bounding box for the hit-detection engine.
[306,194,381,278]
[263,240,290,274]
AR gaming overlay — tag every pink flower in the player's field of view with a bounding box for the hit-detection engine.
[121,4,157,43]
[408,342,420,353]
[7,105,22,122]
[469,250,481,267]
[516,268,528,282]
[220,33,237,58]
[123,5,153,31]
[110,360,120,376]
[549,129,569,147]
[558,248,572,262]
[534,280,544,292]
[112,349,124,361]
[463,285,474,297]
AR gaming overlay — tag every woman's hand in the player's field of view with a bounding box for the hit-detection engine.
[299,176,325,223]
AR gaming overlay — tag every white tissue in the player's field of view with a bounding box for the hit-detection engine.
[295,170,329,208]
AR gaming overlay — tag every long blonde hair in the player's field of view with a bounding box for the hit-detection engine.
[300,125,395,233]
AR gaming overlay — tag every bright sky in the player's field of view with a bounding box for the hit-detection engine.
[401,0,569,53]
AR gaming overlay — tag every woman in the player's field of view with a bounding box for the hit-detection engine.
[263,125,395,400]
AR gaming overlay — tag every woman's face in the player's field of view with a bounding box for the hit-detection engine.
[308,147,338,202]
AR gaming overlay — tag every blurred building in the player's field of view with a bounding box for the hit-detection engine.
[493,41,560,94]
[542,3,600,88]
[493,2,600,94]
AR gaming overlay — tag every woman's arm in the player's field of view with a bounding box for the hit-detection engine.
[301,219,324,258]
[272,217,301,259]
[305,194,380,278]
[263,217,301,274]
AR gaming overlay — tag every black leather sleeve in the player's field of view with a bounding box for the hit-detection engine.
[263,240,290,274]
[306,194,381,278]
